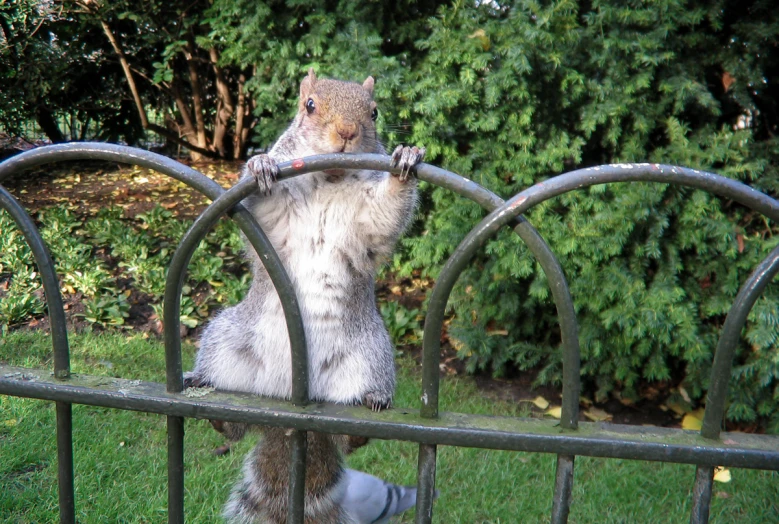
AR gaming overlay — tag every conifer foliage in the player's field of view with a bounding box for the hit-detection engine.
[392,0,779,429]
[210,0,779,428]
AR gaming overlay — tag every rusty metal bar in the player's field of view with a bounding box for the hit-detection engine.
[701,244,779,439]
[55,402,75,524]
[167,416,185,524]
[690,465,714,524]
[415,444,437,524]
[3,365,779,471]
[551,455,575,523]
[4,147,779,522]
[287,430,307,524]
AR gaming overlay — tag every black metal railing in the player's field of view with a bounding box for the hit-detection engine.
[1,144,778,524]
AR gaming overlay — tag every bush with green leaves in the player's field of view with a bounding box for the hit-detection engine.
[0,204,250,331]
[206,0,779,429]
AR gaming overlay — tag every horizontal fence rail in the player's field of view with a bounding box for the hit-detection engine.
[1,144,778,524]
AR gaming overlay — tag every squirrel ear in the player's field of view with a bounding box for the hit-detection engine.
[362,76,375,96]
[300,68,317,101]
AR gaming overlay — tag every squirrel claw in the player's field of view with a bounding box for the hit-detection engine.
[363,391,392,412]
[391,145,426,182]
[183,372,212,389]
[246,154,279,196]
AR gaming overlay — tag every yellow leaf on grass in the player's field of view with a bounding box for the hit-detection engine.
[532,396,550,410]
[681,408,706,430]
[545,406,562,419]
[584,407,612,422]
[682,414,703,431]
[3,418,18,427]
[713,467,731,483]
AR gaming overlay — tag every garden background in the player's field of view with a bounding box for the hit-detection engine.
[1,0,778,521]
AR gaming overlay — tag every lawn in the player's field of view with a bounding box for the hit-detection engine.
[1,330,776,523]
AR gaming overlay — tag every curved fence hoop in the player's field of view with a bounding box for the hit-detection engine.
[3,146,779,524]
[0,184,76,522]
[0,143,308,524]
[701,243,779,439]
[0,143,307,395]
[427,162,779,441]
[0,185,69,376]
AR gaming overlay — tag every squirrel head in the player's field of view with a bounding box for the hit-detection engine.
[295,68,381,154]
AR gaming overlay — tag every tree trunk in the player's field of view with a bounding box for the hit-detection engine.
[233,72,248,159]
[170,79,200,146]
[209,48,234,158]
[35,106,65,143]
[183,38,209,156]
[97,17,214,159]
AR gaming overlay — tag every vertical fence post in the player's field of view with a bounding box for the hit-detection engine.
[691,245,779,524]
[551,455,575,523]
[0,186,75,524]
[690,466,714,524]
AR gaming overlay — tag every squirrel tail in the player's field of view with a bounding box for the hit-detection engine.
[223,428,357,524]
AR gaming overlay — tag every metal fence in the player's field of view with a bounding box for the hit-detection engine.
[1,143,778,524]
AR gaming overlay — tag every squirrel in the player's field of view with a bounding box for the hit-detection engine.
[184,69,425,523]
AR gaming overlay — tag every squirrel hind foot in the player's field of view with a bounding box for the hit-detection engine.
[362,391,392,412]
[245,154,279,195]
[390,145,426,182]
[183,372,212,389]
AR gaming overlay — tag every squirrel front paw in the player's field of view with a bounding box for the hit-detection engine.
[390,145,426,183]
[363,391,393,412]
[246,154,279,196]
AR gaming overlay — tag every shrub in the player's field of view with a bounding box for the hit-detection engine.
[214,0,779,428]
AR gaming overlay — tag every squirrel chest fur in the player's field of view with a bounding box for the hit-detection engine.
[189,69,420,407]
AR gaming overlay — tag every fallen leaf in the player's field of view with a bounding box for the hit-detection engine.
[2,418,18,427]
[584,407,613,422]
[682,413,703,431]
[532,396,550,410]
[713,467,731,483]
[466,28,491,51]
[722,71,736,92]
[545,406,562,419]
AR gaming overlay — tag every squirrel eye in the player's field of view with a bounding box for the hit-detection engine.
[371,107,378,121]
[305,98,316,114]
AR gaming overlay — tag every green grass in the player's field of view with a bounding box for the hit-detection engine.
[1,331,777,523]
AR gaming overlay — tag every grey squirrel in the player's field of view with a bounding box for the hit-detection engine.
[184,69,425,523]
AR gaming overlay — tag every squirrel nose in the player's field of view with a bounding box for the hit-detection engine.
[336,122,358,141]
